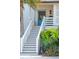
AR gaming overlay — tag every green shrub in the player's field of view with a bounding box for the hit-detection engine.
[40,28,59,56]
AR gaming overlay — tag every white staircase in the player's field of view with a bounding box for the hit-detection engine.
[22,26,40,55]
[21,17,54,55]
[44,17,53,28]
[45,19,53,26]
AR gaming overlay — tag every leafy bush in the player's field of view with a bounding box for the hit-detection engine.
[40,28,59,56]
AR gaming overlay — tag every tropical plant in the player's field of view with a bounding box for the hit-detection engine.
[40,28,59,56]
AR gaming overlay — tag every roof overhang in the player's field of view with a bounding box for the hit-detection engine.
[40,1,59,3]
[40,0,59,3]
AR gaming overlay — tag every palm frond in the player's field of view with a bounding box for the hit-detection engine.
[24,0,40,7]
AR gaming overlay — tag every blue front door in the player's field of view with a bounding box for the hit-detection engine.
[38,19,42,26]
[38,11,46,26]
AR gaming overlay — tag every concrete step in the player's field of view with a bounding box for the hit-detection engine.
[45,24,53,26]
[45,21,53,23]
[23,45,36,48]
[45,23,53,24]
[23,48,36,51]
[22,51,36,53]
[21,51,37,55]
[24,44,36,46]
[24,42,36,44]
[45,20,53,21]
[26,40,36,42]
[45,18,53,27]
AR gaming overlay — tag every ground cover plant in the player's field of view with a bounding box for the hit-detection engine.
[40,28,59,56]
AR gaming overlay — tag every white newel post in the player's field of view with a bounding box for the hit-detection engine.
[53,3,59,26]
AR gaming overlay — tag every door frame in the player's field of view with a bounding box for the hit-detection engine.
[37,10,46,26]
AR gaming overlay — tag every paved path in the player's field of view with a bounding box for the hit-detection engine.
[20,56,59,59]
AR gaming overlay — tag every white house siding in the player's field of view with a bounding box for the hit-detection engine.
[23,4,35,31]
[53,3,59,26]
[30,7,35,27]
[23,4,30,31]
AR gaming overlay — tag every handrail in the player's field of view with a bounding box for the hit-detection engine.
[36,16,45,54]
[20,18,33,52]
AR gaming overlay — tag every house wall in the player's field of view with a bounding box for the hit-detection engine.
[23,4,35,32]
[23,4,30,31]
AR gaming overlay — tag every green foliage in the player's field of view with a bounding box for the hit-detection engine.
[24,0,40,7]
[40,28,59,56]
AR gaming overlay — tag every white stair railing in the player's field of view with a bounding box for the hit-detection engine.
[20,18,33,53]
[36,16,45,54]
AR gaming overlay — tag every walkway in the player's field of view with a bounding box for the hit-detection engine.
[20,56,59,59]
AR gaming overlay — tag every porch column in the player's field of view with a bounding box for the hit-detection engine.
[53,3,59,26]
[35,10,38,26]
